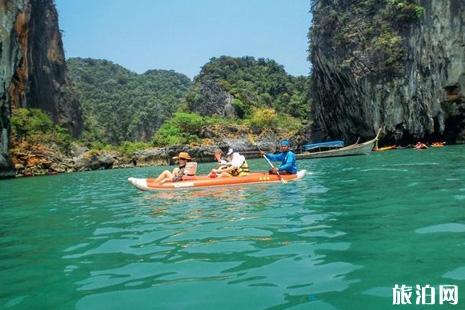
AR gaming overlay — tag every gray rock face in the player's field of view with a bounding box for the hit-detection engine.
[0,0,82,178]
[0,152,15,178]
[311,0,465,144]
[73,152,115,171]
[133,148,170,167]
[0,1,28,177]
[188,79,236,117]
[26,0,82,137]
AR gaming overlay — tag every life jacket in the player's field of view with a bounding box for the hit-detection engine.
[172,166,185,182]
[184,162,197,176]
[231,160,249,176]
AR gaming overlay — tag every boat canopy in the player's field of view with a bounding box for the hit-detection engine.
[303,140,345,151]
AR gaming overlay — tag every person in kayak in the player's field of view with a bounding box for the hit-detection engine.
[415,141,428,150]
[208,149,230,178]
[153,151,192,184]
[210,148,249,177]
[214,149,229,166]
[263,140,297,175]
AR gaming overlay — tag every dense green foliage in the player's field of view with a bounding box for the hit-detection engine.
[152,109,302,147]
[183,56,310,119]
[247,108,302,132]
[11,108,72,150]
[66,56,310,150]
[153,112,232,146]
[153,112,224,146]
[151,56,310,146]
[67,58,192,145]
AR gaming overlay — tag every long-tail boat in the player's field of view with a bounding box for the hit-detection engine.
[297,129,381,159]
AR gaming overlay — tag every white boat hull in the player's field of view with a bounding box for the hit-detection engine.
[297,130,380,159]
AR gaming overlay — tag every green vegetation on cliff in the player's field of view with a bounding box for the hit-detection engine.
[310,0,425,77]
[66,56,310,149]
[9,108,74,176]
[153,112,217,146]
[152,109,303,147]
[67,58,192,144]
[11,108,72,151]
[183,56,311,119]
[149,56,310,147]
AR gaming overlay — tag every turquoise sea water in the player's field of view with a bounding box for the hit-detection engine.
[1,146,465,309]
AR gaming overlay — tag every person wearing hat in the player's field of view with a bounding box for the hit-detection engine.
[209,148,249,177]
[153,151,192,184]
[263,140,297,175]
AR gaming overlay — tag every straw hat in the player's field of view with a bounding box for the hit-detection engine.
[173,152,191,160]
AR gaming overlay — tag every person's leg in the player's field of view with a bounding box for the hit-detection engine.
[153,170,173,183]
[218,171,233,177]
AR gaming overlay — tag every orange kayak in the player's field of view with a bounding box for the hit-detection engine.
[128,170,306,191]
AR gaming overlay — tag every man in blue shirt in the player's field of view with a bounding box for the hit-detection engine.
[264,140,298,174]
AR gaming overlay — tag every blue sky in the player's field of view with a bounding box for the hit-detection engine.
[55,0,311,79]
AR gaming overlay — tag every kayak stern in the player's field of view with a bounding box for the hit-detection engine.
[128,177,149,191]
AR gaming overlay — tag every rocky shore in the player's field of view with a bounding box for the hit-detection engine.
[10,139,282,178]
[7,120,312,178]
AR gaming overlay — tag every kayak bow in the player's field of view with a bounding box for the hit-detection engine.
[128,170,306,191]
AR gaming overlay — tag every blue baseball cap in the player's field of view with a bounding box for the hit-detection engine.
[280,140,290,147]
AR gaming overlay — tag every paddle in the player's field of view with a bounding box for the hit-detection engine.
[249,136,287,184]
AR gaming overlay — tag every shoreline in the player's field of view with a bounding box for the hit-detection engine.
[8,145,268,179]
[5,142,459,180]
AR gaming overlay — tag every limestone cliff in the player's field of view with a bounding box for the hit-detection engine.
[310,0,465,144]
[0,0,81,177]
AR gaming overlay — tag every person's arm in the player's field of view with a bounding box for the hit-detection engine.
[278,152,295,171]
[265,152,283,162]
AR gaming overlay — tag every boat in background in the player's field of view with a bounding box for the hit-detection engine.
[302,140,345,152]
[297,129,381,159]
[431,142,446,148]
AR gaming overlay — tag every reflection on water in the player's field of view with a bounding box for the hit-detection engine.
[144,186,252,201]
[1,146,465,309]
